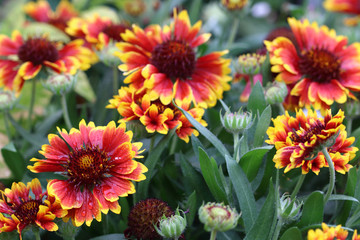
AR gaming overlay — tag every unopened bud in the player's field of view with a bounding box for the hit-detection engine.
[220,108,253,134]
[43,73,76,95]
[0,89,17,111]
[278,194,302,222]
[198,202,240,232]
[235,53,266,75]
[154,208,187,239]
[265,81,288,104]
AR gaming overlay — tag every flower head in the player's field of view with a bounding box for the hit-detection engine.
[0,178,67,239]
[107,86,207,143]
[124,198,174,240]
[0,31,93,93]
[220,108,253,134]
[198,202,240,232]
[42,72,76,95]
[221,0,248,11]
[28,120,147,227]
[235,53,266,76]
[266,109,357,175]
[116,9,232,108]
[264,18,360,113]
[307,223,349,240]
[24,0,78,31]
[66,14,129,51]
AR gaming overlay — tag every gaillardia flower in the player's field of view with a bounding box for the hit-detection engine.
[24,0,78,31]
[116,9,231,108]
[324,0,360,26]
[107,86,207,143]
[266,109,357,175]
[264,18,360,113]
[0,178,67,239]
[66,14,129,51]
[0,30,93,93]
[28,120,148,227]
[307,223,350,240]
[124,198,174,240]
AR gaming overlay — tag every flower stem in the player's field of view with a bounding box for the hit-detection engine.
[226,16,240,49]
[210,230,217,240]
[61,94,72,129]
[346,117,353,134]
[272,218,283,240]
[290,174,306,200]
[3,111,11,140]
[233,133,240,163]
[28,78,37,130]
[34,228,41,240]
[322,147,335,204]
[113,65,119,96]
[277,103,285,115]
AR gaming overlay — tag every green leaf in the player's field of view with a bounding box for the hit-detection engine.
[35,110,62,135]
[336,167,358,225]
[185,191,197,226]
[1,143,26,181]
[198,148,228,204]
[239,146,273,181]
[74,71,96,103]
[255,147,276,198]
[136,130,175,201]
[175,102,230,157]
[247,81,267,114]
[298,191,324,228]
[329,194,359,203]
[253,105,271,148]
[225,154,257,233]
[279,227,302,240]
[89,234,126,240]
[244,179,276,240]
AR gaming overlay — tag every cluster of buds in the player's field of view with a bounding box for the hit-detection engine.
[198,202,240,232]
[154,208,187,239]
[221,0,249,11]
[278,193,302,222]
[220,108,253,134]
[234,53,266,76]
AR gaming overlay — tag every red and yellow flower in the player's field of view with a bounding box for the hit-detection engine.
[307,223,358,240]
[0,178,67,239]
[264,18,360,113]
[107,87,207,143]
[266,109,357,175]
[324,0,360,26]
[66,14,129,50]
[0,30,93,93]
[28,120,147,227]
[115,9,231,108]
[24,0,78,31]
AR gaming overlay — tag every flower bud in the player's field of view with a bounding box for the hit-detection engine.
[221,0,248,11]
[98,43,121,67]
[234,53,266,75]
[154,208,187,239]
[278,194,302,222]
[220,108,253,134]
[124,0,146,17]
[265,81,288,105]
[198,202,240,232]
[42,73,76,95]
[0,89,17,111]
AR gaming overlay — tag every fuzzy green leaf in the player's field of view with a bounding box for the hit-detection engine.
[279,227,302,240]
[1,143,26,181]
[298,191,324,228]
[247,81,267,114]
[253,105,271,148]
[225,154,257,233]
[239,146,273,181]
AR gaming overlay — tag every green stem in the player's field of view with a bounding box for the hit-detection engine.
[149,135,156,152]
[210,230,217,240]
[3,111,11,140]
[113,65,119,96]
[226,16,240,49]
[61,94,72,129]
[347,117,353,134]
[28,78,37,130]
[233,133,240,163]
[34,228,41,240]
[290,174,306,200]
[277,103,285,115]
[322,147,335,204]
[272,218,283,240]
[103,213,109,235]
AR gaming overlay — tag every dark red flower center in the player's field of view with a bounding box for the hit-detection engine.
[299,48,341,83]
[290,120,325,144]
[102,24,128,42]
[151,40,196,80]
[67,147,109,186]
[14,200,41,224]
[18,37,59,65]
